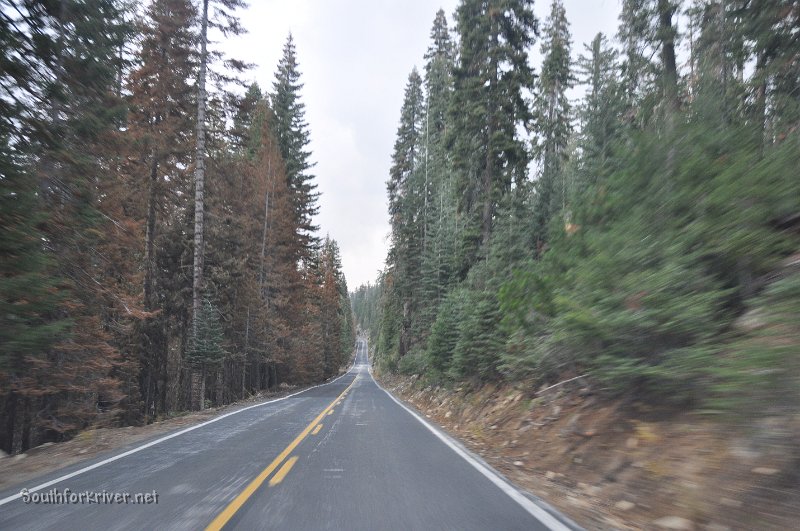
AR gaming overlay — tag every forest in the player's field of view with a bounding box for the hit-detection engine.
[0,0,354,455]
[352,0,800,411]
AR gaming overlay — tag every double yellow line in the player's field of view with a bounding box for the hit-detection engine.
[205,376,357,531]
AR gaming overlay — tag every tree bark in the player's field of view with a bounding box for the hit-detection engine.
[2,392,17,454]
[144,153,158,309]
[482,17,499,248]
[658,0,680,111]
[190,0,210,411]
[193,0,209,336]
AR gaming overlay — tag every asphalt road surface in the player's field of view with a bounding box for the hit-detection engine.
[0,339,577,530]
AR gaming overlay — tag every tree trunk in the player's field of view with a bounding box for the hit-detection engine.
[215,367,224,406]
[658,0,679,111]
[20,397,31,452]
[482,20,499,248]
[243,306,249,398]
[191,365,205,411]
[754,52,768,151]
[189,0,209,411]
[144,153,158,309]
[2,392,17,454]
[142,153,160,421]
[192,0,209,337]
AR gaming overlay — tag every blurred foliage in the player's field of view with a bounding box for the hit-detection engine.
[357,1,800,413]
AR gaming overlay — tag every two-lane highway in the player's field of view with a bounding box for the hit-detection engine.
[0,340,576,530]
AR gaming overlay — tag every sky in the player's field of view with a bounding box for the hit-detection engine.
[226,0,621,290]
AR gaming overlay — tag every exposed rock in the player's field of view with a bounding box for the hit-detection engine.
[545,470,557,479]
[513,461,524,467]
[626,437,639,449]
[633,421,660,443]
[561,414,581,437]
[615,500,636,511]
[583,484,601,496]
[603,454,631,482]
[751,466,779,475]
[566,495,590,509]
[719,497,742,508]
[653,516,694,530]
[603,516,627,529]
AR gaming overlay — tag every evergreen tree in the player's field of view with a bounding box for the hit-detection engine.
[449,288,503,381]
[385,69,426,359]
[533,0,574,249]
[740,0,800,142]
[187,298,227,367]
[449,0,537,273]
[618,0,656,115]
[418,9,457,338]
[127,0,198,419]
[271,34,320,262]
[231,82,264,157]
[186,297,226,408]
[687,1,746,124]
[0,134,68,454]
[575,33,624,187]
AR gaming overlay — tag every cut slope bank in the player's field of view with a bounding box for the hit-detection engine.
[378,372,800,530]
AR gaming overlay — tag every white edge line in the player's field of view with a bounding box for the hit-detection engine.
[0,365,356,507]
[367,364,572,531]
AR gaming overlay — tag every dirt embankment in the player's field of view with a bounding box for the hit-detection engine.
[379,373,800,530]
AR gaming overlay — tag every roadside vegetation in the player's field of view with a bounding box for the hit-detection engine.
[0,0,354,455]
[352,0,800,412]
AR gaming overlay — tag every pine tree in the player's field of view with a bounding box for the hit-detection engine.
[41,0,136,435]
[127,0,198,418]
[187,297,226,408]
[192,0,210,348]
[575,33,623,187]
[0,134,68,454]
[740,0,800,143]
[449,288,503,381]
[418,9,457,339]
[231,82,264,157]
[191,0,247,409]
[271,35,320,263]
[385,69,426,359]
[449,0,537,273]
[618,0,656,114]
[687,1,746,123]
[533,0,574,250]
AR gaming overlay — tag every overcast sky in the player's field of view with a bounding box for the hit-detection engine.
[226,0,621,290]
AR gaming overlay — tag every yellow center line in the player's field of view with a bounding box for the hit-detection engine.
[268,456,298,487]
[311,424,323,435]
[205,376,357,531]
[326,409,334,416]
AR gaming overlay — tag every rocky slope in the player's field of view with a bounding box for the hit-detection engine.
[379,372,800,530]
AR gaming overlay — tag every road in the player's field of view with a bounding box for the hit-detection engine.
[0,339,576,530]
